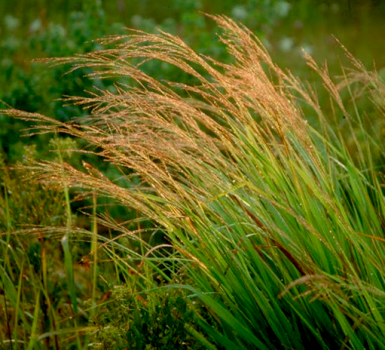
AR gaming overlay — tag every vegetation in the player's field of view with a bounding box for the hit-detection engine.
[2,13,385,349]
[0,0,291,162]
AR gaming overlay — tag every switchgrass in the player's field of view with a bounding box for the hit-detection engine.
[3,15,385,349]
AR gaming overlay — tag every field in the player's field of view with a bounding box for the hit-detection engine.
[1,1,385,349]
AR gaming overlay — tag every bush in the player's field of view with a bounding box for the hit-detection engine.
[95,288,208,349]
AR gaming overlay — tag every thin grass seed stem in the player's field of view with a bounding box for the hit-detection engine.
[3,15,385,349]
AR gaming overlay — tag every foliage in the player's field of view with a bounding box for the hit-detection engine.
[0,146,64,230]
[0,0,291,161]
[0,140,91,349]
[0,1,124,160]
[94,288,208,349]
[4,15,385,349]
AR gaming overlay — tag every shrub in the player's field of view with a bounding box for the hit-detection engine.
[94,287,208,349]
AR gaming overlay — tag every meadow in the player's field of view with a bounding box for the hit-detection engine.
[2,2,385,350]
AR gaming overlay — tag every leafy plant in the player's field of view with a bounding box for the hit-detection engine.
[0,1,125,161]
[94,288,208,349]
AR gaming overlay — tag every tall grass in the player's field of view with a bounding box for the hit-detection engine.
[3,15,385,349]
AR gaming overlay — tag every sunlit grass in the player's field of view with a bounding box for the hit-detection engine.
[3,15,385,349]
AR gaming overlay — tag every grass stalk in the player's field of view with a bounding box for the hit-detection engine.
[13,258,24,349]
[90,192,98,321]
[56,141,82,350]
[27,290,40,350]
[4,15,385,349]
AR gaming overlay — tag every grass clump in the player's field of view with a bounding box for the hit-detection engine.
[3,15,385,349]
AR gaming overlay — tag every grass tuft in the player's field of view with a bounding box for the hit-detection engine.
[3,15,385,349]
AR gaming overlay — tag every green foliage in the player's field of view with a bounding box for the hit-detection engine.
[94,288,207,349]
[0,0,291,161]
[4,2,385,350]
[0,1,125,161]
[0,142,89,349]
[0,146,66,230]
[6,16,385,348]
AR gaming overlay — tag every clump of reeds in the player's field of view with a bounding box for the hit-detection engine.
[4,15,385,349]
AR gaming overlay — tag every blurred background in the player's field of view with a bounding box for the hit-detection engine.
[0,0,384,161]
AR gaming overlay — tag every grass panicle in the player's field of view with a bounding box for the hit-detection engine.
[2,15,385,349]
